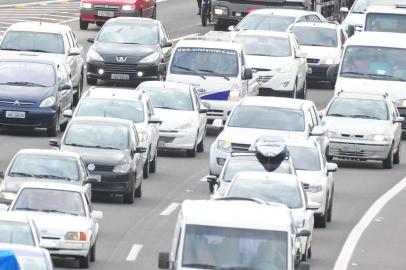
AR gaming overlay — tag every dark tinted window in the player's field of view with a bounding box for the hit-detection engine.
[143,87,194,111]
[288,146,321,171]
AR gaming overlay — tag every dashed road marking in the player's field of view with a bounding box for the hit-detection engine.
[126,244,143,261]
[160,202,180,216]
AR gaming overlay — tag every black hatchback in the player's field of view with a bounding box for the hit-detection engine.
[86,17,173,85]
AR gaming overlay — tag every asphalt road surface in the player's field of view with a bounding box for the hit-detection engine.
[0,0,405,269]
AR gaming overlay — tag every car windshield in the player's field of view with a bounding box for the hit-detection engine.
[236,14,296,32]
[365,13,406,33]
[288,146,321,171]
[97,23,158,45]
[228,105,305,131]
[327,97,389,120]
[170,47,239,77]
[1,31,64,54]
[351,0,398,14]
[143,87,193,111]
[223,157,292,182]
[9,155,79,181]
[15,252,48,270]
[13,188,85,217]
[64,123,129,150]
[76,99,145,123]
[236,35,291,57]
[291,26,338,47]
[0,221,35,246]
[182,224,288,270]
[0,62,55,87]
[340,46,406,82]
[228,178,303,209]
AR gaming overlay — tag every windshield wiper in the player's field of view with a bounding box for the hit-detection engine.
[1,48,23,51]
[34,174,73,181]
[64,143,92,148]
[172,65,206,80]
[154,106,181,110]
[26,49,50,53]
[15,207,39,212]
[198,69,230,81]
[340,72,377,80]
[327,113,349,117]
[0,81,46,87]
[9,172,34,177]
[350,114,381,120]
[182,264,217,269]
[92,145,121,150]
[41,209,78,216]
[372,73,406,82]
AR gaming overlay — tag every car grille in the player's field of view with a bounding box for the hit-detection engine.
[159,136,175,143]
[0,100,35,107]
[258,75,273,84]
[94,4,120,10]
[307,58,320,64]
[87,164,114,172]
[207,109,223,118]
[231,143,251,152]
[105,63,138,74]
[309,66,328,76]
[340,134,364,139]
[332,150,373,157]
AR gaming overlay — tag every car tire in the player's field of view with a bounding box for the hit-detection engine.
[123,180,135,204]
[87,77,97,86]
[143,151,150,179]
[90,242,96,262]
[80,19,89,30]
[149,148,157,173]
[383,145,394,169]
[315,196,328,228]
[47,113,60,137]
[394,142,401,164]
[298,80,307,99]
[73,73,83,106]
[96,22,104,27]
[197,130,205,153]
[186,142,197,157]
[134,182,142,198]
[78,253,90,268]
[327,187,334,223]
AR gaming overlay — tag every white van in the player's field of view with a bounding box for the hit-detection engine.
[165,31,259,125]
[332,31,406,133]
[158,198,311,270]
[364,4,406,33]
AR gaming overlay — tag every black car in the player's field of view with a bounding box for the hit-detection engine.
[0,57,73,136]
[52,116,146,204]
[86,17,173,85]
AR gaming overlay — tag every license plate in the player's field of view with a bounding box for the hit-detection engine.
[342,144,361,152]
[97,10,114,17]
[111,74,130,80]
[5,111,25,119]
[307,67,312,74]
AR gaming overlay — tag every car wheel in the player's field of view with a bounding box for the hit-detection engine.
[307,246,312,259]
[143,151,150,179]
[96,22,104,27]
[383,145,394,169]
[90,242,96,262]
[47,113,60,137]
[87,77,97,86]
[186,141,197,157]
[123,180,135,204]
[197,129,206,153]
[78,253,90,268]
[327,188,334,223]
[298,80,307,99]
[149,148,157,173]
[79,19,89,30]
[315,196,328,228]
[394,141,401,164]
[134,182,142,198]
[73,73,83,106]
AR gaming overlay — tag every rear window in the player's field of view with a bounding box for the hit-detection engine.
[1,31,64,54]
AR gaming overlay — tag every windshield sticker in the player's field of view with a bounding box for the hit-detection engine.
[177,48,237,55]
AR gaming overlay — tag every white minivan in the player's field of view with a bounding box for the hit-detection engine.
[158,199,311,270]
[165,31,259,125]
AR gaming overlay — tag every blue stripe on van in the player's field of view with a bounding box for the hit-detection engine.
[200,90,230,101]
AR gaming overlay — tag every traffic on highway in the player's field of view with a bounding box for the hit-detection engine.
[0,0,406,269]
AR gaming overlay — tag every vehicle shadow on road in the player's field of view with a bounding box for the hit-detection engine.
[308,81,334,90]
[334,159,387,170]
[0,128,48,137]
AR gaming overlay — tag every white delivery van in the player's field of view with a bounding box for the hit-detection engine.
[165,31,259,125]
[158,198,311,270]
[364,4,406,33]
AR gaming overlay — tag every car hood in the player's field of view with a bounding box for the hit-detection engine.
[93,42,158,63]
[245,55,292,70]
[301,46,340,61]
[296,170,324,186]
[3,177,82,194]
[323,116,390,135]
[218,127,306,145]
[342,13,365,27]
[0,50,66,63]
[336,77,406,101]
[154,109,197,130]
[0,85,55,104]
[61,146,130,165]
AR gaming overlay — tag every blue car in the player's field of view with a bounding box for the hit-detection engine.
[0,58,73,136]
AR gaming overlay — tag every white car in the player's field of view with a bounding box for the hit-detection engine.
[209,96,329,175]
[9,182,103,268]
[290,22,347,88]
[232,8,326,32]
[137,81,207,157]
[321,92,403,169]
[235,30,308,98]
[224,171,317,261]
[0,212,41,247]
[286,140,337,228]
[364,4,406,33]
[64,86,160,178]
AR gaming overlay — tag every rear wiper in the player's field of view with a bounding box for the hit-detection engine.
[172,65,206,80]
[182,264,217,269]
[34,174,73,181]
[41,209,78,216]
[9,172,34,177]
[373,73,406,82]
[122,42,141,45]
[197,69,230,81]
[0,81,46,87]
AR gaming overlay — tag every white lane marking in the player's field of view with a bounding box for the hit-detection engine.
[160,203,180,216]
[333,175,406,270]
[126,244,143,261]
[0,0,78,8]
[173,33,199,42]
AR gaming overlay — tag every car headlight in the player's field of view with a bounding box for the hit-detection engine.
[307,183,323,193]
[295,218,306,229]
[367,134,388,142]
[176,121,194,129]
[213,6,228,15]
[217,140,232,152]
[86,47,103,62]
[396,99,406,108]
[328,131,340,138]
[113,163,131,174]
[81,2,92,8]
[324,57,339,65]
[122,4,135,11]
[139,52,160,64]
[276,63,292,73]
[64,232,87,241]
[228,84,241,101]
[39,96,56,107]
[138,130,149,142]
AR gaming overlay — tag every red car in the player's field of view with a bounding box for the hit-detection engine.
[79,0,157,30]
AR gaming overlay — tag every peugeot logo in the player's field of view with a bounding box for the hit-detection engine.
[13,100,21,106]
[87,164,96,171]
[116,56,127,63]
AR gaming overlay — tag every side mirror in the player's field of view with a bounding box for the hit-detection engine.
[212,119,223,129]
[310,125,326,136]
[228,25,235,31]
[84,175,101,185]
[59,82,72,91]
[297,229,311,237]
[149,116,162,124]
[307,201,320,211]
[135,147,147,153]
[0,203,9,212]
[347,25,355,37]
[158,252,170,269]
[394,116,405,123]
[90,210,103,220]
[242,67,253,80]
[48,138,59,147]
[327,162,338,172]
[87,37,95,43]
[199,108,208,114]
[68,47,82,56]
[63,109,73,118]
[326,65,339,81]
[158,63,167,75]
[161,41,173,48]
[340,7,349,14]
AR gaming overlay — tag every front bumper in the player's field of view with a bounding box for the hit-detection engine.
[158,128,197,150]
[209,144,230,176]
[0,106,56,129]
[328,139,391,160]
[257,71,296,94]
[307,64,338,81]
[86,61,159,83]
[42,238,90,257]
[88,168,133,194]
[80,8,141,23]
[204,100,237,124]
[306,190,327,215]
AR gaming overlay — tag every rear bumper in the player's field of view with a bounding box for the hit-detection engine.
[158,128,197,150]
[89,169,133,194]
[328,139,391,160]
[0,106,57,128]
[80,8,141,23]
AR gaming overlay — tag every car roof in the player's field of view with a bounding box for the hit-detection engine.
[19,181,85,193]
[68,116,134,127]
[181,199,292,231]
[0,212,30,223]
[366,4,406,14]
[250,8,321,17]
[15,149,82,159]
[232,171,299,183]
[291,21,338,29]
[236,30,292,38]
[345,31,406,49]
[106,17,158,24]
[138,81,192,91]
[6,21,71,33]
[239,96,313,110]
[84,87,143,101]
[176,32,242,51]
